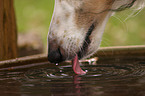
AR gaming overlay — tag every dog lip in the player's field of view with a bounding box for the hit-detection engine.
[77,22,96,59]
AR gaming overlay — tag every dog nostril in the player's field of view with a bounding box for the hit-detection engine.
[48,47,64,63]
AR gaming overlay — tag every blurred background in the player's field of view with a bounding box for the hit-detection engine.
[14,0,145,54]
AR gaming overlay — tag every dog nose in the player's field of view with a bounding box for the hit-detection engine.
[48,41,65,63]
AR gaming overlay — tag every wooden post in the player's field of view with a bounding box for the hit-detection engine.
[0,0,17,61]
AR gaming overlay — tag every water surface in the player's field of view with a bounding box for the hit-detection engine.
[0,56,145,96]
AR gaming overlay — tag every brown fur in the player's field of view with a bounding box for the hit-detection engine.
[75,0,114,29]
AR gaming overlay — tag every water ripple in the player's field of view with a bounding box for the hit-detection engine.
[1,56,145,96]
[24,61,145,83]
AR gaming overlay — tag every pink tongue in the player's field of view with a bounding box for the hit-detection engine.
[72,55,86,75]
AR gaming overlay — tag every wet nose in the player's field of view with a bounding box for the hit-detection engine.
[48,41,65,63]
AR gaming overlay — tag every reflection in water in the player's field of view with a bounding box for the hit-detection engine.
[73,75,82,96]
[0,56,145,96]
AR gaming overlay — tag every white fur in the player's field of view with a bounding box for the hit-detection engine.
[49,0,85,59]
[48,0,145,60]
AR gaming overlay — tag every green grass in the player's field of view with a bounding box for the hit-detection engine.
[14,0,145,49]
[14,0,54,47]
[102,8,145,47]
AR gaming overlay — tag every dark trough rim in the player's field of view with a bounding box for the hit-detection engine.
[0,45,145,71]
[94,45,145,57]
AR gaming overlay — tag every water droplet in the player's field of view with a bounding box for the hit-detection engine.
[85,70,88,72]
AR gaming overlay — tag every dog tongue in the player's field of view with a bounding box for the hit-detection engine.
[72,55,86,75]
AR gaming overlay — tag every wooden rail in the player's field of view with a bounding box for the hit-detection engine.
[94,45,145,57]
[0,45,145,71]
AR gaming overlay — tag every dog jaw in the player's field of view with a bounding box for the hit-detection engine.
[48,0,115,61]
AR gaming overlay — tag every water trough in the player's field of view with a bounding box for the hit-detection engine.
[0,45,145,71]
[0,45,145,96]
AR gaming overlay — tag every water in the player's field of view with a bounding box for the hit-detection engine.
[0,56,145,96]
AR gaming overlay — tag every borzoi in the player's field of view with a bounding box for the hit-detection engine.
[48,0,145,74]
